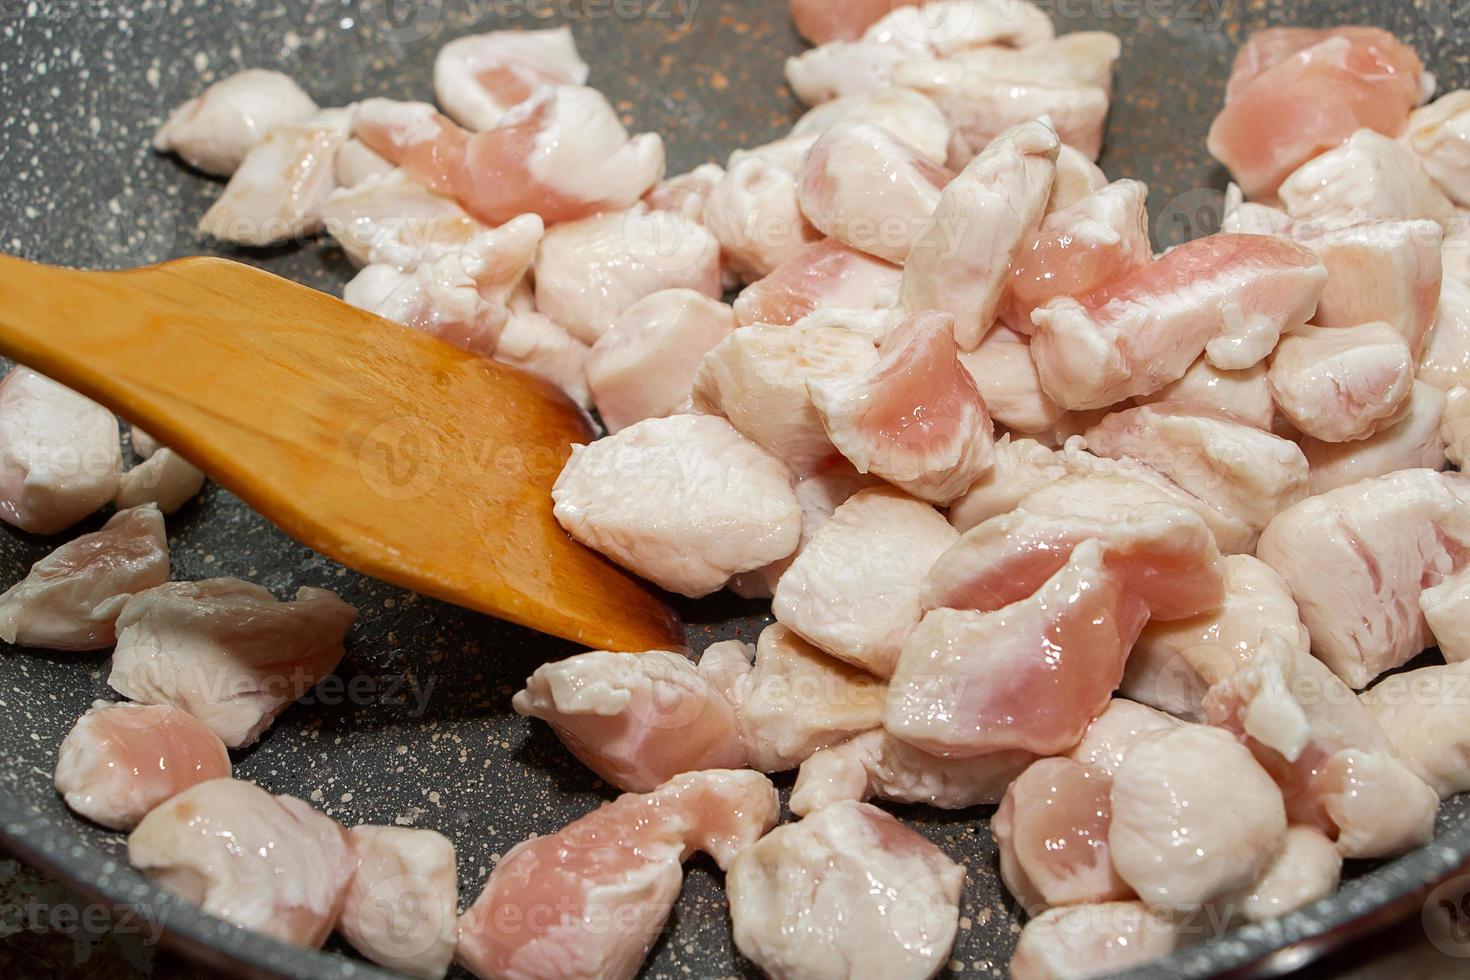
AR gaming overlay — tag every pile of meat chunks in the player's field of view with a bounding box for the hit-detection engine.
[7,1,1470,978]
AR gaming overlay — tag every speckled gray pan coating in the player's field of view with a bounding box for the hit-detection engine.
[0,1,1467,978]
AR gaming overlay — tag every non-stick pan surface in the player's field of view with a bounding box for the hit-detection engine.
[1,2,1468,978]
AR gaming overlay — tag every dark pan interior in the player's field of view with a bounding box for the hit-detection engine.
[1,2,1468,978]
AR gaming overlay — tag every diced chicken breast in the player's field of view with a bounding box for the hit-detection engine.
[721,624,887,773]
[1009,902,1180,980]
[1421,275,1470,391]
[1267,322,1413,442]
[643,163,725,224]
[703,153,821,283]
[433,27,589,131]
[1422,565,1470,663]
[692,323,879,475]
[797,122,953,264]
[1122,554,1308,722]
[1256,468,1470,688]
[335,137,393,188]
[887,540,1148,757]
[789,87,953,167]
[789,0,921,45]
[339,826,459,980]
[1048,143,1109,213]
[55,701,230,830]
[0,504,168,651]
[107,579,358,748]
[551,415,801,598]
[493,311,591,409]
[534,205,721,345]
[128,778,354,948]
[789,727,1033,814]
[958,326,1064,434]
[1301,380,1447,493]
[1031,234,1328,409]
[865,0,1054,54]
[727,800,963,980]
[1279,129,1455,226]
[512,650,746,792]
[115,449,206,515]
[320,169,486,269]
[1240,825,1342,924]
[784,37,916,107]
[773,487,958,676]
[1108,724,1287,908]
[1207,27,1425,200]
[902,117,1058,350]
[458,770,777,980]
[1444,385,1470,466]
[1065,699,1181,777]
[1361,659,1470,797]
[1133,359,1276,431]
[734,238,902,327]
[154,69,318,176]
[1404,90,1470,206]
[199,107,349,245]
[945,436,1064,531]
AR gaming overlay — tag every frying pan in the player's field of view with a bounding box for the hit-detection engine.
[1,1,1468,977]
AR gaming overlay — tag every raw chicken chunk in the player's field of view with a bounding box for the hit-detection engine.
[703,153,820,283]
[1048,143,1109,212]
[1266,322,1413,442]
[788,87,952,167]
[154,69,317,176]
[1240,825,1342,924]
[512,650,746,792]
[789,0,921,45]
[320,169,485,269]
[334,138,392,188]
[199,108,349,245]
[493,311,592,409]
[1279,129,1455,226]
[1255,468,1470,688]
[1031,234,1327,409]
[1207,27,1425,199]
[0,368,122,535]
[1108,724,1287,908]
[643,163,724,224]
[773,487,959,676]
[54,701,230,830]
[808,311,995,505]
[1300,381,1447,493]
[886,540,1148,757]
[733,239,902,328]
[1065,699,1180,777]
[1133,359,1276,431]
[433,27,589,131]
[1361,660,1470,797]
[107,579,359,748]
[1009,902,1180,980]
[1445,385,1470,466]
[789,728,1033,814]
[727,800,962,980]
[1422,565,1470,663]
[945,436,1064,531]
[458,770,777,980]
[958,326,1064,434]
[797,122,952,264]
[339,826,459,979]
[720,624,887,773]
[1421,275,1470,390]
[0,504,168,651]
[692,322,879,474]
[115,449,206,515]
[901,117,1058,350]
[1404,90,1470,206]
[128,779,354,948]
[551,415,802,597]
[534,206,721,345]
[784,36,917,108]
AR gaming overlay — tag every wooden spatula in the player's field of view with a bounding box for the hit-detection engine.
[0,254,685,653]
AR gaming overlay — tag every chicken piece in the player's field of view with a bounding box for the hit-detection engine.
[1237,825,1342,925]
[932,31,1119,92]
[796,122,953,264]
[720,624,886,773]
[789,0,921,45]
[1256,468,1470,688]
[733,239,902,328]
[433,27,589,131]
[338,826,459,980]
[551,415,801,597]
[1065,699,1181,777]
[334,137,393,188]
[459,770,777,980]
[1207,27,1426,200]
[128,779,354,948]
[1084,407,1310,548]
[703,153,821,283]
[1004,179,1152,335]
[154,69,317,176]
[1032,234,1328,409]
[887,540,1148,757]
[0,368,122,535]
[789,728,1032,814]
[1121,555,1307,722]
[1280,129,1456,226]
[788,87,952,167]
[198,107,349,245]
[129,426,162,460]
[784,36,917,108]
[958,327,1064,434]
[902,117,1058,350]
[54,701,230,831]
[643,163,724,224]
[1133,359,1276,431]
[1108,724,1287,908]
[107,579,358,748]
[1446,213,1470,281]
[1301,381,1447,493]
[344,255,504,357]
[1206,641,1440,858]
[692,323,879,474]
[1361,660,1470,797]
[1422,565,1470,663]
[1048,144,1108,213]
[1009,902,1180,980]
[1421,275,1470,391]
[945,436,1063,531]
[1404,91,1470,206]
[727,800,963,980]
[586,290,734,433]
[493,311,591,409]
[115,449,205,515]
[534,205,721,345]
[512,650,745,792]
[1445,385,1470,466]
[1267,322,1413,442]
[808,312,995,504]
[320,169,486,269]
[0,504,168,651]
